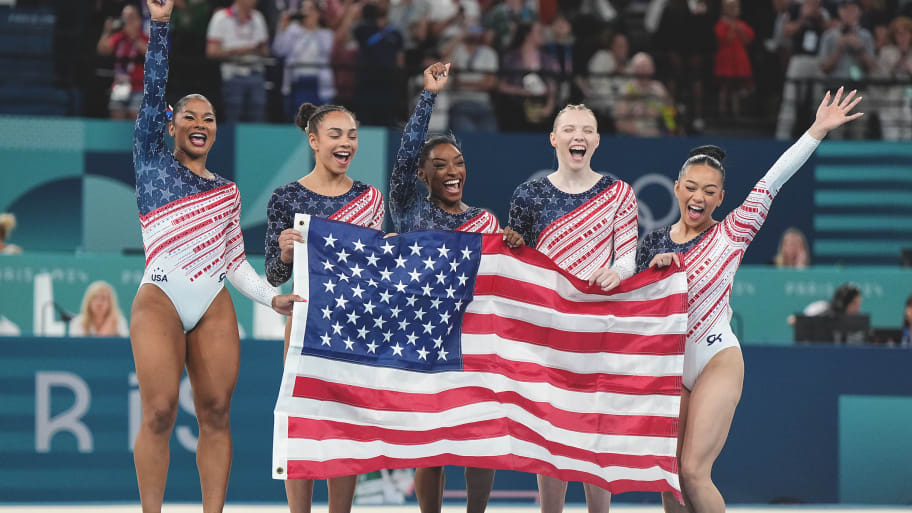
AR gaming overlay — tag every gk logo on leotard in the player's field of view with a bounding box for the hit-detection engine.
[218,272,227,283]
[706,333,723,346]
[150,274,168,282]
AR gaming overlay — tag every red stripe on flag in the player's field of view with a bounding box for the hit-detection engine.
[291,377,678,436]
[463,355,681,395]
[473,274,687,318]
[462,313,684,355]
[480,235,686,295]
[285,417,677,470]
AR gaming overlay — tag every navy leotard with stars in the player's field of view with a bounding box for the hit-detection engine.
[265,180,383,286]
[508,175,615,249]
[389,90,498,233]
[635,226,710,273]
[134,21,231,216]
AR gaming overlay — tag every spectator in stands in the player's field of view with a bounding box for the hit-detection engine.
[272,0,336,121]
[875,16,912,140]
[818,0,875,138]
[97,4,148,120]
[404,17,440,76]
[613,51,675,137]
[773,227,810,268]
[483,0,536,50]
[901,294,911,346]
[543,12,576,105]
[648,0,714,133]
[497,21,559,131]
[859,0,891,49]
[584,31,630,132]
[448,24,500,132]
[171,0,211,55]
[388,0,429,50]
[714,0,754,118]
[353,0,406,125]
[206,0,270,123]
[0,213,23,255]
[775,0,830,139]
[329,0,362,107]
[790,282,863,324]
[422,0,479,44]
[69,281,129,338]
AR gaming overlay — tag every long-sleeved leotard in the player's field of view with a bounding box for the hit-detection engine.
[389,90,499,234]
[265,180,384,286]
[509,175,638,281]
[636,132,821,388]
[135,21,275,332]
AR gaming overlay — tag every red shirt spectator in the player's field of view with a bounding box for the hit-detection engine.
[714,3,755,79]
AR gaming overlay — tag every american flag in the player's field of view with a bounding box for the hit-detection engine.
[273,214,687,496]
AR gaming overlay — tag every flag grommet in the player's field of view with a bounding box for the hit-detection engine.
[276,466,284,475]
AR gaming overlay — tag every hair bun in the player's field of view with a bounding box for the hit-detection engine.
[688,145,726,163]
[295,103,318,132]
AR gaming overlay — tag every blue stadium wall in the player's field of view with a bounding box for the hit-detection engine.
[1,338,911,505]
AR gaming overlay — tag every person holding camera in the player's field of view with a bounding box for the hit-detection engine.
[97,4,149,120]
[818,0,874,139]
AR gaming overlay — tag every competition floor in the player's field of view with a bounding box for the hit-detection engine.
[2,506,910,512]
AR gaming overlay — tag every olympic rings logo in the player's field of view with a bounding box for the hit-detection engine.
[528,169,679,233]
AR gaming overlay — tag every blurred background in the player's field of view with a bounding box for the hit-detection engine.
[0,0,910,508]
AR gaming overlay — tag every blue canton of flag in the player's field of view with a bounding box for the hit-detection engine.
[301,216,483,372]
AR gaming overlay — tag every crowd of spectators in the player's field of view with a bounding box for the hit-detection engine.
[41,0,912,135]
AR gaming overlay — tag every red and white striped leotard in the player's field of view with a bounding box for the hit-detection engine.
[638,133,821,388]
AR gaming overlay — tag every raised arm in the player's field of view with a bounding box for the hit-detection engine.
[610,181,638,280]
[389,63,449,229]
[725,87,863,248]
[133,1,174,171]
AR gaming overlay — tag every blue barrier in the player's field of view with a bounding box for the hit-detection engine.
[1,338,910,504]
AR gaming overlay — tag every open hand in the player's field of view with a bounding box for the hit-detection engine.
[423,62,450,94]
[808,87,863,139]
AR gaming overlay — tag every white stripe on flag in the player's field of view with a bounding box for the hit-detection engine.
[466,295,688,336]
[278,355,681,417]
[462,335,684,377]
[279,396,676,456]
[477,253,688,303]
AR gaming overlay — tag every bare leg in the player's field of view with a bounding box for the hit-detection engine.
[415,466,445,513]
[465,467,496,513]
[582,483,610,513]
[663,388,693,513]
[678,347,744,513]
[130,284,187,513]
[537,475,568,513]
[328,475,358,513]
[185,288,240,513]
[287,479,315,513]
